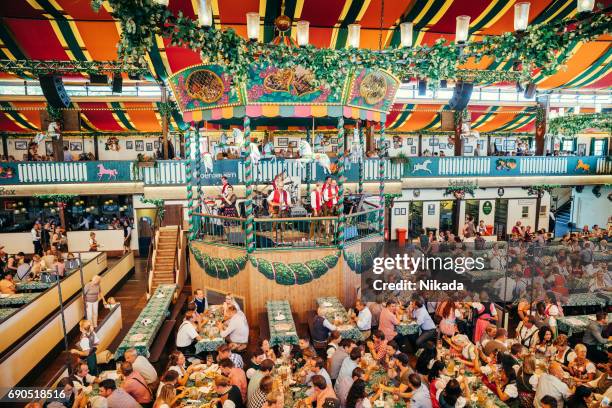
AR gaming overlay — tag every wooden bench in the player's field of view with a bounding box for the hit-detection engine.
[169,293,188,321]
[149,319,176,363]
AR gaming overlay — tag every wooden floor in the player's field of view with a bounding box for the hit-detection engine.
[25,257,149,388]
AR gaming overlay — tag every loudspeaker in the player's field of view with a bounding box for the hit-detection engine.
[418,80,427,96]
[112,73,123,93]
[448,81,473,111]
[524,83,536,99]
[39,75,71,108]
[90,74,108,84]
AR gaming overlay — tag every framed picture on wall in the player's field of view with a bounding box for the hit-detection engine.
[427,203,435,215]
[405,138,413,145]
[577,143,586,156]
[135,140,144,151]
[439,143,447,149]
[277,137,288,147]
[69,142,82,151]
[410,146,417,154]
[14,141,27,150]
[146,142,153,151]
[126,141,134,149]
[464,146,473,153]
[154,141,160,149]
[429,137,439,146]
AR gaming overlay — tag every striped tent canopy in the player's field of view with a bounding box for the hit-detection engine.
[0,101,187,133]
[0,0,609,132]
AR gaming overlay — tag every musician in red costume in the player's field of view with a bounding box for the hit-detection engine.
[322,178,339,216]
[267,175,291,238]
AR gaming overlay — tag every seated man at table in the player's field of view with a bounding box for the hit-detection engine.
[378,300,399,343]
[329,339,355,382]
[305,375,337,408]
[219,305,249,352]
[219,358,247,404]
[367,330,388,362]
[409,295,437,350]
[582,311,610,364]
[312,307,338,344]
[119,361,153,406]
[483,328,509,358]
[335,348,361,387]
[176,310,204,356]
[515,315,539,351]
[218,343,244,369]
[303,357,332,388]
[69,360,99,388]
[0,272,16,294]
[98,378,141,408]
[353,300,372,339]
[191,288,208,314]
[123,348,158,388]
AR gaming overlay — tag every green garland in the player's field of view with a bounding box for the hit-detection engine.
[525,184,560,196]
[444,185,476,198]
[383,193,402,208]
[548,113,612,136]
[250,253,339,285]
[34,194,76,203]
[46,105,63,122]
[90,0,610,89]
[190,244,247,279]
[344,242,384,274]
[142,198,165,219]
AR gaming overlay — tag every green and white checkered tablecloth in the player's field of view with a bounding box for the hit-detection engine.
[566,293,607,307]
[316,297,363,341]
[16,281,55,291]
[0,292,40,306]
[267,300,299,346]
[196,305,226,354]
[114,284,175,359]
[0,308,17,321]
[557,313,612,336]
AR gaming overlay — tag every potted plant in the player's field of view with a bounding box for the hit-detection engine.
[390,153,410,164]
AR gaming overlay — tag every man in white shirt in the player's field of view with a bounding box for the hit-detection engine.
[124,348,158,387]
[353,300,372,339]
[176,311,203,356]
[219,305,249,351]
[493,274,517,303]
[534,362,571,408]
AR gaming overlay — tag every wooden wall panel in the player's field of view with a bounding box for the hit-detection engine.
[189,243,353,323]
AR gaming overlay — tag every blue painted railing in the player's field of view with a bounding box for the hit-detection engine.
[0,156,608,186]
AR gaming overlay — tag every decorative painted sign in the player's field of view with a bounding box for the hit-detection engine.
[246,65,340,104]
[483,201,493,215]
[346,69,400,113]
[168,64,241,112]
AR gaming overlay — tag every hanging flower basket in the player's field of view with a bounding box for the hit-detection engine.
[444,185,475,199]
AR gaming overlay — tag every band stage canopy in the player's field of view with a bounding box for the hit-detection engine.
[168,63,400,125]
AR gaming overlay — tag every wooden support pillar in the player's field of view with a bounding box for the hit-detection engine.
[535,98,548,156]
[161,86,169,160]
[454,110,462,157]
[418,133,423,156]
[1,133,8,160]
[93,133,99,160]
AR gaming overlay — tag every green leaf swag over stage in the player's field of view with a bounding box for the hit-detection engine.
[190,243,248,279]
[250,253,339,286]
